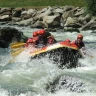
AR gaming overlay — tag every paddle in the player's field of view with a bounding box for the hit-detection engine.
[10,42,26,57]
[11,48,25,56]
[11,42,26,49]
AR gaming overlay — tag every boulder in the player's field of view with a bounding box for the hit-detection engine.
[12,17,21,22]
[62,5,74,11]
[80,18,96,31]
[31,20,44,28]
[78,14,91,24]
[62,10,74,24]
[0,15,11,21]
[16,18,33,26]
[52,7,64,14]
[12,8,22,17]
[0,8,13,14]
[74,8,85,16]
[40,7,49,13]
[35,7,52,20]
[22,14,31,20]
[64,17,82,28]
[43,14,61,28]
[0,27,28,48]
[27,9,36,15]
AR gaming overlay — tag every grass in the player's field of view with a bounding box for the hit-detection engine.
[0,0,86,7]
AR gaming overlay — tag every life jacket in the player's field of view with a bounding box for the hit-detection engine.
[47,35,56,45]
[25,37,39,47]
[75,40,85,49]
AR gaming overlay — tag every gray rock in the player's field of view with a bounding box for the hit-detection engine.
[12,17,21,22]
[80,18,96,31]
[64,17,82,28]
[35,7,52,19]
[43,14,61,28]
[62,5,74,11]
[62,10,74,25]
[0,15,11,21]
[31,20,44,28]
[13,9,22,17]
[64,27,79,32]
[16,18,33,26]
[75,8,85,16]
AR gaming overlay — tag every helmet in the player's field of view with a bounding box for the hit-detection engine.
[33,32,37,37]
[33,29,45,37]
[77,34,83,39]
[37,29,45,35]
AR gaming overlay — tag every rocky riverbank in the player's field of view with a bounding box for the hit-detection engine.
[0,6,96,32]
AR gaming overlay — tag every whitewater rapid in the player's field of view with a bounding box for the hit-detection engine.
[0,25,96,96]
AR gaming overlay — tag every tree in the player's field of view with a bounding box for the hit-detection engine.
[86,0,96,16]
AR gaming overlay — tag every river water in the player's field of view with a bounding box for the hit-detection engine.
[0,25,96,96]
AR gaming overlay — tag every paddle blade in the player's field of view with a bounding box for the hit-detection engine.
[11,42,26,49]
[11,48,25,57]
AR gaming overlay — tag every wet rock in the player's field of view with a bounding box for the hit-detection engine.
[64,27,79,32]
[44,28,56,32]
[0,27,27,48]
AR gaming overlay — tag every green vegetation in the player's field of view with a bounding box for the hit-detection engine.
[0,0,86,7]
[86,0,96,16]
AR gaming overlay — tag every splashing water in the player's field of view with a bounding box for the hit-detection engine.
[0,26,96,96]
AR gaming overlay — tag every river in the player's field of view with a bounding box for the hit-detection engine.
[0,25,96,96]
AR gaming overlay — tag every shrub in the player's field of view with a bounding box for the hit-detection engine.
[86,0,96,16]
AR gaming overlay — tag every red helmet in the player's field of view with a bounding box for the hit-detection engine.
[33,32,37,37]
[33,29,45,37]
[37,29,45,35]
[77,34,83,39]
